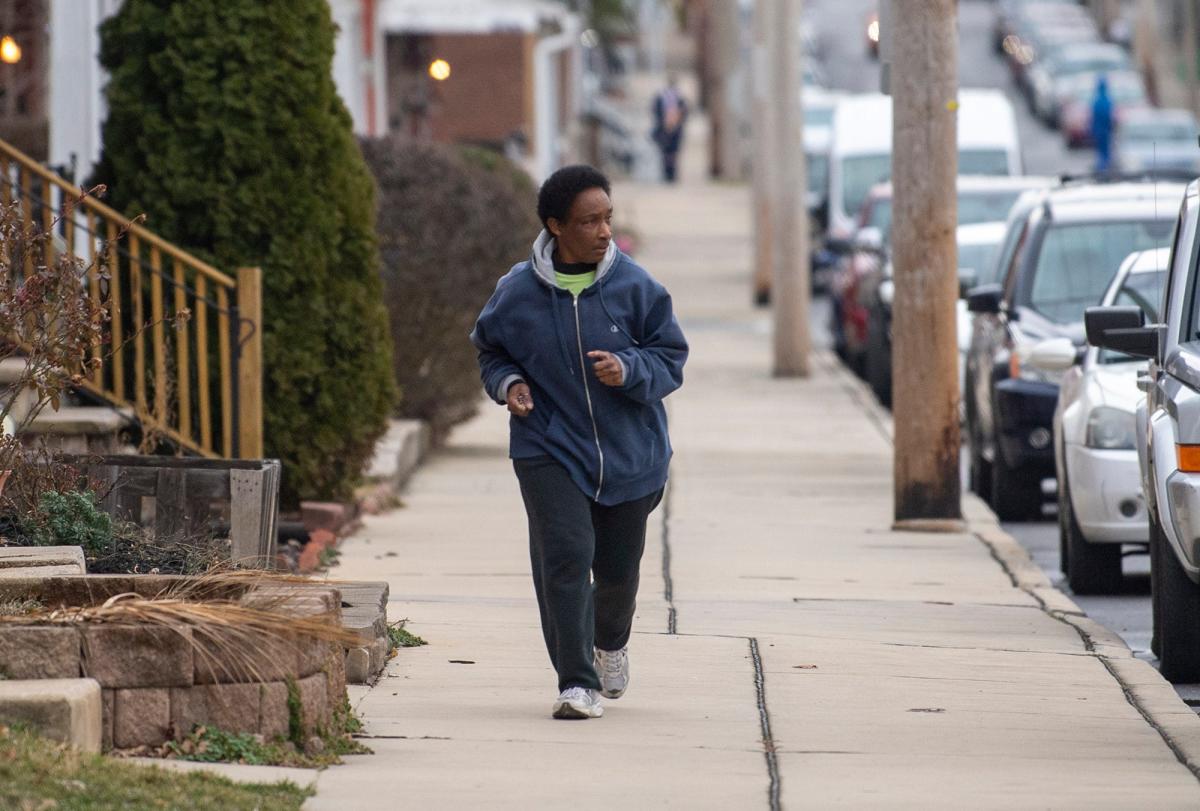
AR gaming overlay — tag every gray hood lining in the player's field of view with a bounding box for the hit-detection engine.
[531,229,618,290]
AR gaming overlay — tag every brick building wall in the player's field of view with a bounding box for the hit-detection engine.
[386,31,534,148]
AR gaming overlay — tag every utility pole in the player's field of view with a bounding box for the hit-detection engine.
[707,0,742,180]
[891,0,960,525]
[1184,0,1200,117]
[769,0,810,376]
[751,0,774,305]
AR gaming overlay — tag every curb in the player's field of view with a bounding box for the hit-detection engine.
[817,347,1200,779]
[359,419,432,514]
[970,508,1200,780]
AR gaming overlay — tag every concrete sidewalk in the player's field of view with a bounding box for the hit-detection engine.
[306,142,1200,811]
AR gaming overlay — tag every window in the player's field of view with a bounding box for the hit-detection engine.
[1101,269,1167,363]
[958,190,1024,226]
[958,150,1011,176]
[1027,220,1173,324]
[841,154,892,220]
[958,242,1000,278]
[806,154,829,198]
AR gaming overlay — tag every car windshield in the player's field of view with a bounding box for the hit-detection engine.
[958,150,1011,176]
[807,153,828,197]
[1051,52,1127,78]
[958,241,1000,280]
[1028,220,1173,324]
[806,107,835,128]
[1063,74,1145,104]
[1121,120,1196,143]
[842,154,892,219]
[1100,269,1167,364]
[855,190,1021,236]
[958,189,1024,225]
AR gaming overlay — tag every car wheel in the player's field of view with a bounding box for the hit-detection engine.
[1062,477,1122,594]
[966,408,992,502]
[1150,509,1163,659]
[865,315,891,408]
[1152,510,1200,681]
[990,445,1041,522]
[1057,475,1070,578]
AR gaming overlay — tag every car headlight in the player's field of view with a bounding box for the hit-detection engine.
[1086,406,1136,450]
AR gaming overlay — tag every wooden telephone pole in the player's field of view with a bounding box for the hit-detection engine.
[763,0,811,376]
[890,0,961,525]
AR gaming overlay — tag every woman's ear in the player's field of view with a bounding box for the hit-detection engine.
[547,218,563,238]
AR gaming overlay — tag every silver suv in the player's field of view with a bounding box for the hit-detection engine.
[1088,178,1200,681]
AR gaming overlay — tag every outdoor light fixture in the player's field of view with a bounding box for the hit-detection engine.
[428,59,451,82]
[0,36,21,65]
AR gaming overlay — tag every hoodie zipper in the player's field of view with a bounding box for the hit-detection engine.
[572,294,605,500]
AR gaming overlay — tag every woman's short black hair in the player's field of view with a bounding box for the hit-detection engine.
[537,165,611,230]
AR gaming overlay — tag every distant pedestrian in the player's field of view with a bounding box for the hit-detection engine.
[1092,75,1115,174]
[470,165,688,720]
[652,76,688,183]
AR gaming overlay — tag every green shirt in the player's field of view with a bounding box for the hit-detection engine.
[555,270,597,297]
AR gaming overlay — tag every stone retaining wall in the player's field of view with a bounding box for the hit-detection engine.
[0,577,348,750]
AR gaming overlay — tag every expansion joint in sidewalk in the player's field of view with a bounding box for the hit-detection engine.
[662,475,677,634]
[749,637,782,811]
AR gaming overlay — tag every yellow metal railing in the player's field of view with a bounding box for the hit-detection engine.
[0,138,263,459]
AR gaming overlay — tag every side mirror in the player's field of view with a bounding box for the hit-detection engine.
[1084,305,1160,359]
[957,267,979,298]
[966,283,1003,315]
[1026,337,1079,371]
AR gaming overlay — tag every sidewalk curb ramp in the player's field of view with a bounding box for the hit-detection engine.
[818,349,1200,782]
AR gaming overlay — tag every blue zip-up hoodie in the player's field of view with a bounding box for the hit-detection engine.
[470,230,688,506]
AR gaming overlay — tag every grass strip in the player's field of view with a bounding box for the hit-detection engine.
[0,724,312,811]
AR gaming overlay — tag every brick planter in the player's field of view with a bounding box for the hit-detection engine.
[0,575,348,750]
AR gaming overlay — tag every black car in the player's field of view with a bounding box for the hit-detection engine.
[964,179,1183,521]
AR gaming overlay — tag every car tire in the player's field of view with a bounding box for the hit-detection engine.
[1061,477,1122,594]
[1152,510,1200,682]
[865,315,891,408]
[990,445,1041,522]
[1150,509,1163,659]
[1057,473,1070,578]
[966,402,992,502]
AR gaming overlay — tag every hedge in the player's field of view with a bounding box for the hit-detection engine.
[359,136,541,437]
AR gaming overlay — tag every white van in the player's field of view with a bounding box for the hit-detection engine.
[826,89,1022,242]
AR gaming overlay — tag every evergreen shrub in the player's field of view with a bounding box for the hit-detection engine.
[92,0,395,504]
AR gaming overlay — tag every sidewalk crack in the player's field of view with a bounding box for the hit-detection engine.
[662,476,677,634]
[749,637,782,811]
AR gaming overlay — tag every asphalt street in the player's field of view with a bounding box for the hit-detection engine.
[806,0,1200,704]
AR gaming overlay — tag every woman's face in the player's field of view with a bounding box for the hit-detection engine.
[550,187,613,264]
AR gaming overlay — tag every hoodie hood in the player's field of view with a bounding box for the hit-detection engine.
[531,229,619,289]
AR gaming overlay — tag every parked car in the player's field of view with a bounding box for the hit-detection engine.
[964,178,1183,521]
[1115,108,1200,175]
[1029,41,1130,124]
[827,90,1022,245]
[1044,248,1167,593]
[1058,70,1149,149]
[853,176,1057,406]
[1085,179,1200,679]
[1005,4,1099,92]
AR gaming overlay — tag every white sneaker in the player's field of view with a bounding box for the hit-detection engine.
[595,646,629,699]
[552,686,604,719]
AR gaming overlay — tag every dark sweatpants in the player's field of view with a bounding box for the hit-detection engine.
[513,456,663,692]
